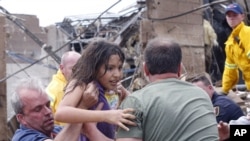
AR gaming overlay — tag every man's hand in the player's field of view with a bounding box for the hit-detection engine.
[79,82,99,109]
[218,121,229,141]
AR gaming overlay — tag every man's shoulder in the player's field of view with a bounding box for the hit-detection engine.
[243,24,250,30]
[240,24,250,35]
[46,74,67,94]
[213,93,233,102]
[47,75,67,87]
[12,125,51,141]
[140,79,206,94]
[213,92,240,107]
[149,78,195,88]
[12,125,62,141]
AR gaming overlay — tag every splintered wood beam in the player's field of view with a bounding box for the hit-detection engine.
[0,14,9,141]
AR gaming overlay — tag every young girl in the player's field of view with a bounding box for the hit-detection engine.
[55,39,134,140]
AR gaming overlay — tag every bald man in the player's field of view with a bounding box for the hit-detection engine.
[46,51,81,126]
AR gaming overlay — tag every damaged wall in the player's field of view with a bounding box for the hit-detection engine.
[140,0,205,74]
[5,14,47,60]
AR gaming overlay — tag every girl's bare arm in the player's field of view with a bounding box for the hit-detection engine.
[55,80,98,122]
[55,80,136,131]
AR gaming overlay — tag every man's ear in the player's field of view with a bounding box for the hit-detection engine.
[241,14,245,20]
[59,64,63,71]
[16,114,25,125]
[143,62,149,76]
[177,64,182,77]
[208,85,213,90]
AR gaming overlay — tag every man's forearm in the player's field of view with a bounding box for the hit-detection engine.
[54,123,82,141]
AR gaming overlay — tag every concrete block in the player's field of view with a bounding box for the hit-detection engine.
[187,13,203,24]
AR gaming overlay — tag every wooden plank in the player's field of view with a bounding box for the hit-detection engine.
[0,15,9,141]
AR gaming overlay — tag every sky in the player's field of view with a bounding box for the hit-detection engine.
[0,0,136,26]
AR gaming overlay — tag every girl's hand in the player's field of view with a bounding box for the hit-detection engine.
[105,108,136,131]
[116,82,130,105]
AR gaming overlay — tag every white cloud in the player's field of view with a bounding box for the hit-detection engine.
[1,0,136,26]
